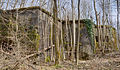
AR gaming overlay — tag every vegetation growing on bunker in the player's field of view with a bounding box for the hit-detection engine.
[81,19,95,51]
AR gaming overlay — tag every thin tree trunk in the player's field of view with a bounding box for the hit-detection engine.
[60,21,64,61]
[44,14,48,62]
[71,0,76,62]
[50,18,54,61]
[98,13,102,52]
[16,9,20,59]
[102,0,105,54]
[76,0,80,65]
[49,0,54,61]
[117,0,119,50]
[65,10,70,59]
[93,0,101,53]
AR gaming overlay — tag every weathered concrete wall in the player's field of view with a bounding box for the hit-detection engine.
[93,25,117,52]
[62,21,93,55]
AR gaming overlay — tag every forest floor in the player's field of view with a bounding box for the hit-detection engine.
[18,51,120,70]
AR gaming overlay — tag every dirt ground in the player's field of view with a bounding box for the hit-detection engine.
[16,51,120,70]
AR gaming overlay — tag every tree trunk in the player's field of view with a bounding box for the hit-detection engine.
[71,0,76,62]
[76,0,80,65]
[117,0,119,50]
[53,0,60,65]
[93,0,101,53]
[102,0,105,54]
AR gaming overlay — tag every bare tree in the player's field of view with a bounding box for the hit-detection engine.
[117,0,119,50]
[53,0,60,64]
[76,0,81,65]
[101,0,105,54]
[93,0,101,51]
[71,0,76,62]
